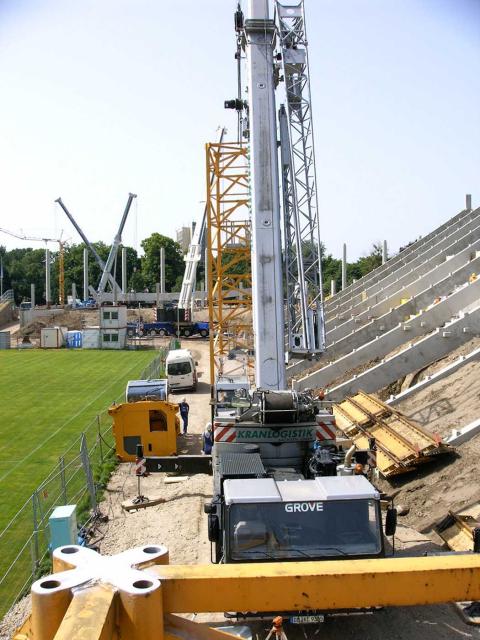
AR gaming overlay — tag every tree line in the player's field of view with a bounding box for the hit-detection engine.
[0,233,383,305]
[0,233,188,304]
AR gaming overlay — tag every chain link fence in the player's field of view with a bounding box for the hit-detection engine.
[0,349,166,620]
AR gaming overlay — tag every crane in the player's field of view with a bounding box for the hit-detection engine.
[56,195,136,301]
[0,227,66,305]
[178,128,226,314]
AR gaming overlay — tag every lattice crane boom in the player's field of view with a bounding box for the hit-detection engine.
[276,0,326,357]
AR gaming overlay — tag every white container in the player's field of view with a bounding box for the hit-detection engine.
[99,306,127,329]
[40,328,63,348]
[82,327,100,349]
[100,328,126,349]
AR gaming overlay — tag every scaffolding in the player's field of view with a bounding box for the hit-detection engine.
[206,142,253,385]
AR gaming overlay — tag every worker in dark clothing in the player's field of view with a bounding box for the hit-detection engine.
[202,423,214,454]
[178,398,190,434]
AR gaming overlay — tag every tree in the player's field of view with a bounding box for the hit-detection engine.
[355,242,383,277]
[5,248,46,303]
[140,233,184,292]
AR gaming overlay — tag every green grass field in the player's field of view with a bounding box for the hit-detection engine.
[0,349,158,527]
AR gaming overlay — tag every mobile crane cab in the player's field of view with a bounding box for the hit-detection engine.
[219,475,385,564]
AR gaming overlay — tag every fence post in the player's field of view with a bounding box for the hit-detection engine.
[80,434,97,513]
[31,491,39,570]
[59,456,67,504]
[97,415,104,464]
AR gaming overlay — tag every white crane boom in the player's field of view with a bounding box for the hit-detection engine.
[245,0,286,390]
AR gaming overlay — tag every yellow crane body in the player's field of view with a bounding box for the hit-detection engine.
[109,401,180,461]
[12,543,480,640]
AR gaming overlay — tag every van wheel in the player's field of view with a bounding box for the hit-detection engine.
[200,329,208,338]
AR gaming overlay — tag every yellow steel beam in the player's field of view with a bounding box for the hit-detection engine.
[151,555,480,613]
[165,615,244,640]
[15,548,480,640]
[53,584,116,640]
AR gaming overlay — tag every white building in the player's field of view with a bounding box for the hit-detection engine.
[99,306,127,349]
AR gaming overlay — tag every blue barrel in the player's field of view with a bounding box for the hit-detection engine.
[66,331,82,348]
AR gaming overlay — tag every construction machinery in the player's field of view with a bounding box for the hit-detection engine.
[110,400,180,461]
[202,1,399,625]
[55,194,136,303]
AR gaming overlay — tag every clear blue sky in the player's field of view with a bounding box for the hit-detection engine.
[0,0,478,260]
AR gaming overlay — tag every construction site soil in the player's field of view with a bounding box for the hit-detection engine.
[376,337,480,537]
[12,307,155,340]
[4,336,480,639]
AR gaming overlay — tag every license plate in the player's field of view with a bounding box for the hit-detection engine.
[290,615,324,624]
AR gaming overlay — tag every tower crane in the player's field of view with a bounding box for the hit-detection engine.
[0,227,66,305]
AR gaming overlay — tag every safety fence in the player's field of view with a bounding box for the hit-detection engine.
[0,349,166,620]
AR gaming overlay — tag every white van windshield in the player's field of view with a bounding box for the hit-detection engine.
[168,361,192,376]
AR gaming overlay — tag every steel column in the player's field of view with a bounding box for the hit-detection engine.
[122,247,127,293]
[342,243,347,290]
[83,248,89,301]
[45,248,51,307]
[160,247,165,294]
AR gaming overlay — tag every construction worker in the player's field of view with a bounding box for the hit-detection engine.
[202,422,214,454]
[178,398,190,434]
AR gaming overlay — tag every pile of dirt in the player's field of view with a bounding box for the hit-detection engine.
[13,307,156,339]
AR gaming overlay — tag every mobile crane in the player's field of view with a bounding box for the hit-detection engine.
[204,0,397,624]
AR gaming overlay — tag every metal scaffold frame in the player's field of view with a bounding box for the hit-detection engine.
[206,142,253,385]
[277,0,326,357]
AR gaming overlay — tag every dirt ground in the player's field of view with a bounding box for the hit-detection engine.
[97,340,213,565]
[375,338,480,536]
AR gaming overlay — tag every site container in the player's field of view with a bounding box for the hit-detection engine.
[40,327,65,348]
[82,327,100,349]
[0,331,11,349]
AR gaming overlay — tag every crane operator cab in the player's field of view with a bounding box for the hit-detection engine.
[207,475,392,564]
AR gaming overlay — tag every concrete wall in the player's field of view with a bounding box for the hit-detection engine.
[287,255,480,380]
[326,252,480,356]
[325,206,474,309]
[295,277,480,389]
[297,304,480,400]
[325,206,478,313]
[326,211,480,324]
[327,240,480,343]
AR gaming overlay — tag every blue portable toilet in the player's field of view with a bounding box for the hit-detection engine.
[66,330,82,348]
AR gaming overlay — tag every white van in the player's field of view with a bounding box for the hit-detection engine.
[165,349,198,391]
